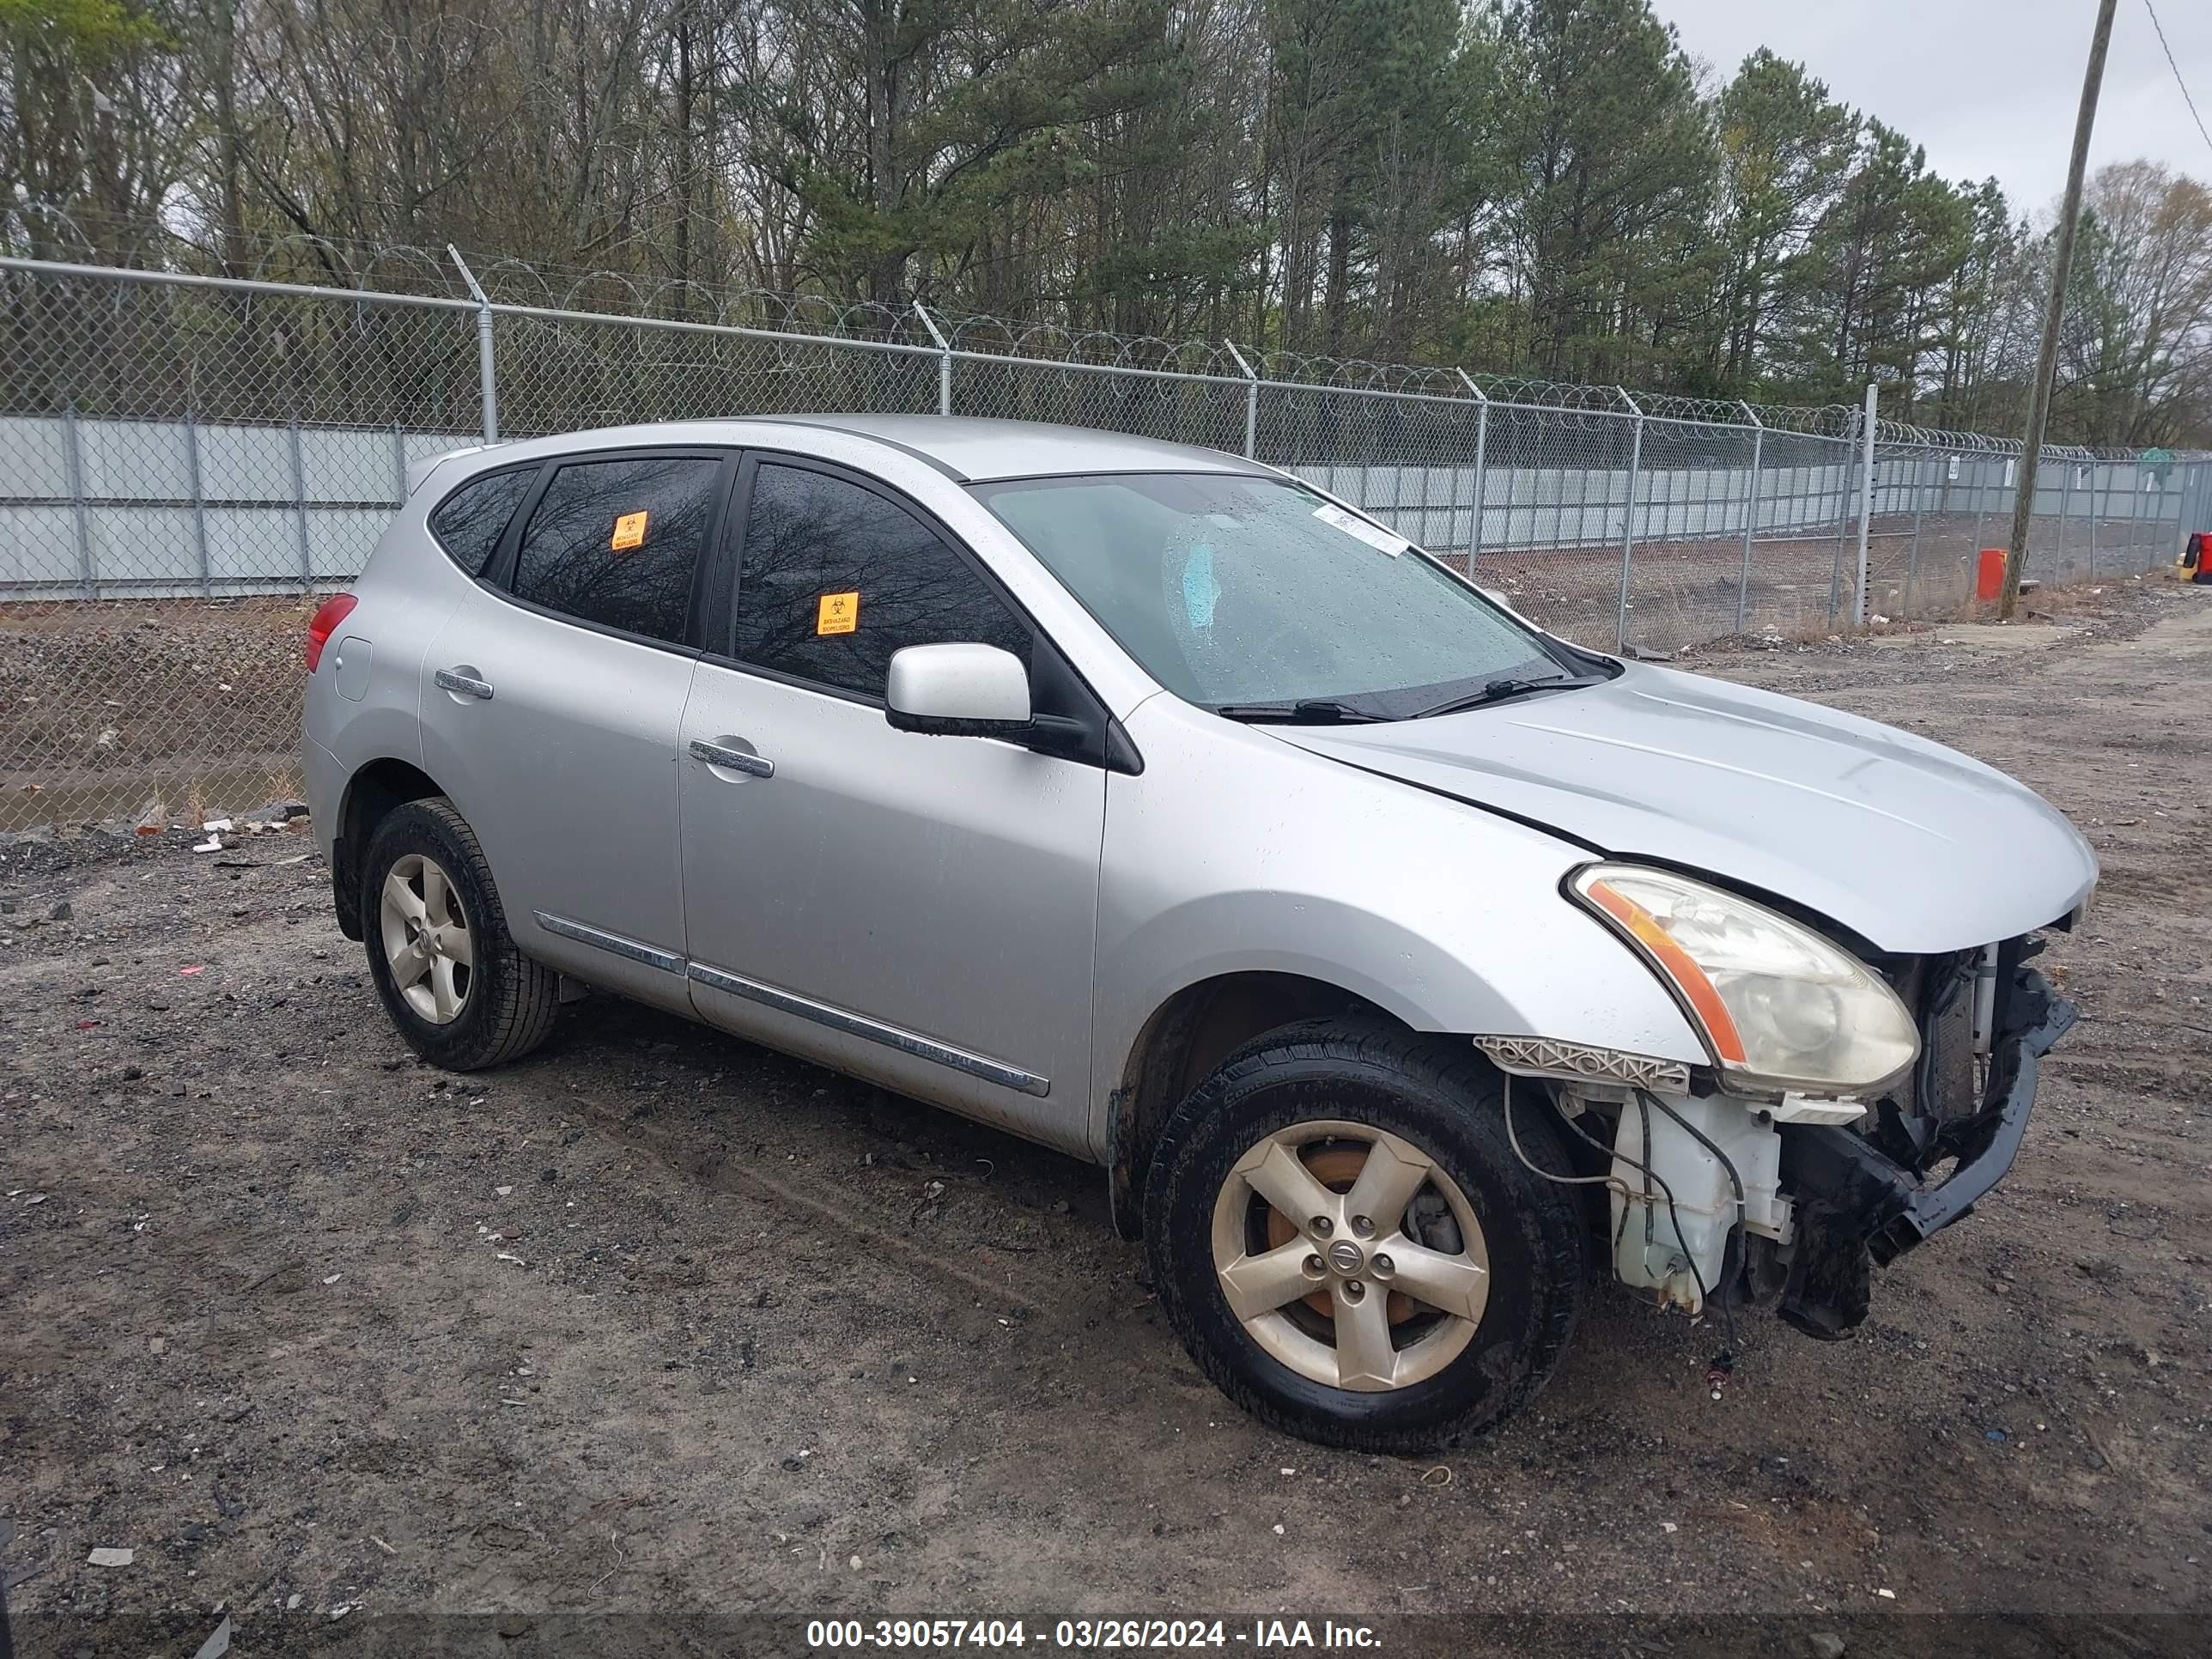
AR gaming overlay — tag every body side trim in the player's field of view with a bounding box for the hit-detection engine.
[684,960,1051,1097]
[532,911,685,975]
[532,908,1051,1097]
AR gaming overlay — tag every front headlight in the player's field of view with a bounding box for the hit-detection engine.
[1569,863,1917,1098]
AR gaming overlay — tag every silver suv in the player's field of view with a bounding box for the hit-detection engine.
[304,416,2096,1448]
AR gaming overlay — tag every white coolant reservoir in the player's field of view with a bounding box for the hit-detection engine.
[1601,1092,1793,1314]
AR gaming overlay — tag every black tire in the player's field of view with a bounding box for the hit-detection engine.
[359,797,559,1071]
[1145,1018,1583,1450]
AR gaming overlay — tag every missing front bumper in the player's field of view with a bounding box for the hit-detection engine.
[1771,964,2077,1340]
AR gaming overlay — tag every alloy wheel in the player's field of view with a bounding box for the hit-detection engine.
[378,852,474,1024]
[1209,1119,1490,1392]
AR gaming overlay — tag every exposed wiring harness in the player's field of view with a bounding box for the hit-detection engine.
[1640,1090,1745,1381]
[1503,1073,1744,1390]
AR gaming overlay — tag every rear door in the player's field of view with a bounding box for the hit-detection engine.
[676,453,1106,1150]
[421,447,734,1009]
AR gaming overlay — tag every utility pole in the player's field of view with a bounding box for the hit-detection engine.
[2001,0,2118,620]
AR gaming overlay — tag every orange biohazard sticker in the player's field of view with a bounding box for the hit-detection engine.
[611,510,649,551]
[816,591,860,635]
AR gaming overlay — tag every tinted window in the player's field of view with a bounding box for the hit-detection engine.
[731,464,1028,696]
[510,455,720,644]
[428,466,534,576]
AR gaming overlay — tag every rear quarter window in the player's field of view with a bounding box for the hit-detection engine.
[510,454,721,645]
[427,466,537,576]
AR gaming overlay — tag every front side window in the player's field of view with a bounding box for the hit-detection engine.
[730,462,1029,696]
[974,472,1583,718]
[428,465,535,576]
[510,455,720,644]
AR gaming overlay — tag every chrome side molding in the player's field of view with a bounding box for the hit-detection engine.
[686,960,1050,1097]
[531,909,1048,1098]
[532,911,684,975]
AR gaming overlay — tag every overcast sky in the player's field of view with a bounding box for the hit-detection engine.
[1652,0,2212,216]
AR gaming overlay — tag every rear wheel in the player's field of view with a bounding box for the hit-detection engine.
[1146,1019,1583,1449]
[361,798,558,1071]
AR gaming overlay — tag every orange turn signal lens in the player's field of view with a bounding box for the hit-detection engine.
[1583,878,1747,1066]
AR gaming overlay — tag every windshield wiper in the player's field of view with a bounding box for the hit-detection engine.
[1212,698,1386,725]
[1412,674,1593,719]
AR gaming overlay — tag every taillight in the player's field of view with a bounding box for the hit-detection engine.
[306,592,358,672]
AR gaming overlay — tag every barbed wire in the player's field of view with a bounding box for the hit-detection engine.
[0,204,2191,460]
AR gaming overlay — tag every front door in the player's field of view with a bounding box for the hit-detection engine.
[422,447,732,1010]
[677,454,1106,1151]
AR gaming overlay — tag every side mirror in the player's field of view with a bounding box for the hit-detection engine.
[885,642,1033,737]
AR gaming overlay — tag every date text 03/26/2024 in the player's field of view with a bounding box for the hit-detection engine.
[805,1619,1383,1650]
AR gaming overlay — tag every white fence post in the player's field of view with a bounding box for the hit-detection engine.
[289,416,312,586]
[2090,461,2102,579]
[2124,461,2139,569]
[62,399,94,599]
[1615,387,1643,652]
[1905,447,1926,609]
[2058,458,2074,578]
[185,409,211,598]
[914,301,952,416]
[1457,368,1488,568]
[448,245,499,441]
[1828,447,1850,621]
[1736,402,1762,634]
[1225,341,1260,459]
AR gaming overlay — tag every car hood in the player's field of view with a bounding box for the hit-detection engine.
[1273,662,2097,955]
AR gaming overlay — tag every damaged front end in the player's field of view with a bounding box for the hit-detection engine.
[1772,943,2075,1337]
[1480,938,2077,1340]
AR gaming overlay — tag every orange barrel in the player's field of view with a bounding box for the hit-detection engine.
[1976,548,2007,602]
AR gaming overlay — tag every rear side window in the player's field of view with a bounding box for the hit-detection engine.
[730,462,1029,696]
[428,466,534,576]
[510,455,720,644]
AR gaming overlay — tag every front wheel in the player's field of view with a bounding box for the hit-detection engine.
[360,798,559,1071]
[1145,1020,1584,1450]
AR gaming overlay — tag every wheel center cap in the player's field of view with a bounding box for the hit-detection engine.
[1327,1239,1364,1276]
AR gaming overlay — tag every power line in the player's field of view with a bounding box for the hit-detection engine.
[2143,0,2212,162]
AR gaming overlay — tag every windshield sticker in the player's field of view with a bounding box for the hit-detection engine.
[816,590,860,635]
[1312,502,1407,556]
[610,510,649,552]
[1182,544,1219,629]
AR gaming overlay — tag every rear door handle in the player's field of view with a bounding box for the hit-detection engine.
[689,738,774,780]
[434,667,494,701]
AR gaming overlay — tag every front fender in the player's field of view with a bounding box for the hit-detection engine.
[1088,697,1705,1156]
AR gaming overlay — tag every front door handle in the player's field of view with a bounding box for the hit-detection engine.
[434,666,494,701]
[689,738,775,780]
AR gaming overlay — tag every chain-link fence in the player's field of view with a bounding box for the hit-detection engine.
[4,252,2208,833]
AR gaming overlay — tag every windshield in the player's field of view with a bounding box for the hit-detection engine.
[972,472,1584,718]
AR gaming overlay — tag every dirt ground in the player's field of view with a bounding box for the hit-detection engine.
[3,582,2208,1656]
